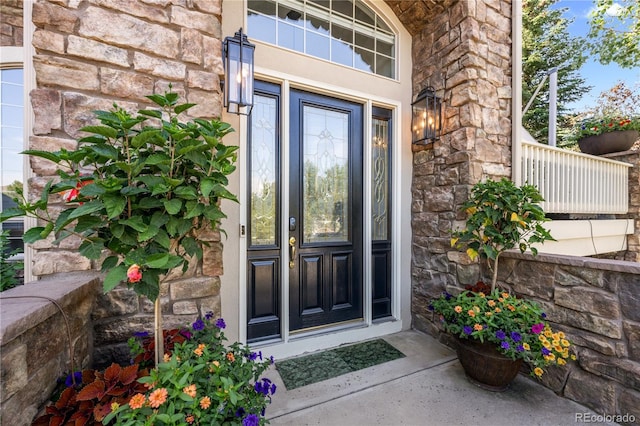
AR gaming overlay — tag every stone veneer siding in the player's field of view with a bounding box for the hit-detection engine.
[410,0,513,313]
[408,0,640,421]
[1,0,23,46]
[29,0,225,367]
[608,150,640,262]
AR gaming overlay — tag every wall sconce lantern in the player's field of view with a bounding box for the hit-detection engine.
[223,28,255,115]
[411,86,442,144]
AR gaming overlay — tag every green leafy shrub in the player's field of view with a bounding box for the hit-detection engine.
[451,178,555,291]
[0,90,238,302]
[0,230,23,291]
[105,314,276,426]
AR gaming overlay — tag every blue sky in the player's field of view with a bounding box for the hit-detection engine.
[555,0,640,112]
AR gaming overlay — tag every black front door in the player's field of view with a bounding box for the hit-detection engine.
[288,89,363,331]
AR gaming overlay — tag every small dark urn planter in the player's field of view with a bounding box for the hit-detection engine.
[456,337,523,392]
[578,130,639,155]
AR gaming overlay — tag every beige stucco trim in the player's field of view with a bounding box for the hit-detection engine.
[220,0,413,353]
[512,0,523,185]
[534,219,635,256]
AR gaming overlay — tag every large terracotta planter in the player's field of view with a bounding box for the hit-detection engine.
[578,130,638,155]
[456,337,523,391]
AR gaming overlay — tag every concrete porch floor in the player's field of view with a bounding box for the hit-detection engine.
[263,330,617,426]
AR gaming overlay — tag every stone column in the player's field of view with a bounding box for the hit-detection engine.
[409,0,513,332]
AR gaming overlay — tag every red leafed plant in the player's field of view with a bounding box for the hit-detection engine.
[131,328,188,369]
[32,364,148,425]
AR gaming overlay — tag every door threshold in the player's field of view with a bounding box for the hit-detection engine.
[252,319,403,360]
[289,318,365,339]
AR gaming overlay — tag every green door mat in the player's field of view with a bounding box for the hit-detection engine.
[276,339,405,390]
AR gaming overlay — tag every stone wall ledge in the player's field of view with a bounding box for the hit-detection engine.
[0,272,101,346]
[501,250,640,275]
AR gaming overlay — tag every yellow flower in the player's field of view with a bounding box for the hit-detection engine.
[466,248,478,260]
[111,402,120,412]
[478,292,485,298]
[450,237,459,247]
[522,343,530,350]
[558,331,565,339]
[534,367,544,377]
[544,329,553,338]
[561,339,570,347]
[485,312,493,317]
[473,306,480,313]
[571,354,577,360]
[557,358,566,366]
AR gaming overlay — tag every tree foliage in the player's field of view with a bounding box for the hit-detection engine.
[587,0,640,68]
[522,0,591,144]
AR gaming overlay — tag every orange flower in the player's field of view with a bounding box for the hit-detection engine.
[487,300,496,307]
[467,310,475,318]
[494,307,501,313]
[507,304,515,311]
[200,396,211,409]
[129,393,146,410]
[473,323,483,331]
[186,414,195,424]
[454,306,462,313]
[226,352,235,362]
[127,264,142,283]
[149,388,168,408]
[194,343,206,357]
[163,353,171,363]
[183,384,197,398]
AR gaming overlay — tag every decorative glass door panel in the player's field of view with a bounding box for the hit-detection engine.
[302,106,349,244]
[289,89,363,331]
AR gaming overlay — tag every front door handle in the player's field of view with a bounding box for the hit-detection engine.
[289,237,296,269]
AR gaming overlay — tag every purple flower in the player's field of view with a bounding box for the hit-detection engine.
[254,378,273,396]
[428,304,434,311]
[235,407,246,418]
[270,355,275,364]
[516,345,525,352]
[495,330,506,340]
[542,313,547,318]
[65,371,82,387]
[180,329,193,340]
[192,318,205,331]
[510,331,522,342]
[243,414,260,426]
[501,341,510,350]
[133,331,149,338]
[205,311,214,320]
[542,347,551,356]
[270,383,277,395]
[444,292,452,301]
[531,323,545,334]
[463,325,473,335]
[248,352,258,361]
[216,318,226,329]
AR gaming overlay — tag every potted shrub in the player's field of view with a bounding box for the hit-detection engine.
[431,178,575,390]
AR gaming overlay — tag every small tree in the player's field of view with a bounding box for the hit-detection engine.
[0,91,238,365]
[451,178,555,291]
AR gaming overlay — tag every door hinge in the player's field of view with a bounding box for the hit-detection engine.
[240,224,246,237]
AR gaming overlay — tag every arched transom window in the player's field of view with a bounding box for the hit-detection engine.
[247,0,396,78]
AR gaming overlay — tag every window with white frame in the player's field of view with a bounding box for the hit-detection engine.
[247,0,396,78]
[0,66,25,260]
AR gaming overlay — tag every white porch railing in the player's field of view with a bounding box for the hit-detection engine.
[520,141,633,214]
